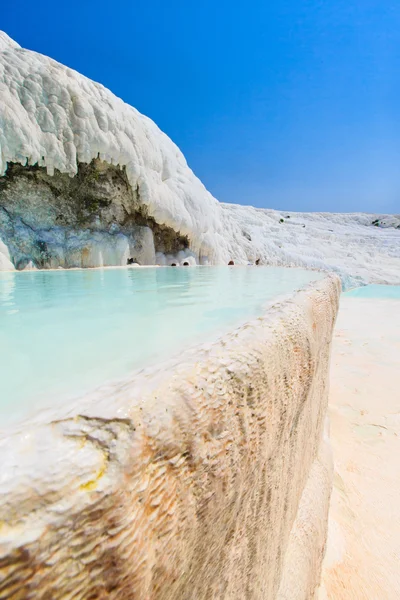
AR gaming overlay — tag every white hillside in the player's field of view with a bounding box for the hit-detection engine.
[223,206,400,288]
[0,32,399,286]
[0,31,228,262]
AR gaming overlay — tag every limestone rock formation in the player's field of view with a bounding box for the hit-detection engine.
[0,160,191,268]
[0,276,340,599]
[1,32,399,284]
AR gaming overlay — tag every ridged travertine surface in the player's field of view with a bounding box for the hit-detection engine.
[1,32,399,283]
[0,275,340,599]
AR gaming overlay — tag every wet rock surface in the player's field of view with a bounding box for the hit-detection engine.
[0,160,190,269]
[0,276,340,599]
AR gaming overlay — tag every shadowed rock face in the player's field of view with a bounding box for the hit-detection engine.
[0,276,340,599]
[0,160,189,269]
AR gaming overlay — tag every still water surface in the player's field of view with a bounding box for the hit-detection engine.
[0,266,323,424]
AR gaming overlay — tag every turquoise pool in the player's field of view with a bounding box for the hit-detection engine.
[345,285,400,299]
[0,266,323,424]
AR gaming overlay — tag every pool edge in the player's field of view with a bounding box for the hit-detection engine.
[0,273,341,599]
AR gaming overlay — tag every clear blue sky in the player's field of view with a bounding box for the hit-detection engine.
[3,1,400,212]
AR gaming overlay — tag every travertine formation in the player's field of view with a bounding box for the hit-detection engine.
[0,31,399,283]
[0,276,340,599]
[0,160,193,269]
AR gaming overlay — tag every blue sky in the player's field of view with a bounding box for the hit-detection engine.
[3,1,400,212]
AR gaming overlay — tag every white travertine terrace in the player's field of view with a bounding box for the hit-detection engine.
[0,32,399,284]
[0,30,396,597]
[0,31,226,265]
[0,276,340,599]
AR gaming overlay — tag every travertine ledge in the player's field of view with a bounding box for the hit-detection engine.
[0,275,340,599]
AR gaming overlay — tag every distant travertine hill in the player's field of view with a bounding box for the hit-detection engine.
[0,31,399,286]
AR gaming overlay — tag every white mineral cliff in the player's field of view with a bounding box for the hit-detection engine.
[0,32,399,284]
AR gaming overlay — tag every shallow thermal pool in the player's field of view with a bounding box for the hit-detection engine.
[344,284,400,299]
[0,266,323,425]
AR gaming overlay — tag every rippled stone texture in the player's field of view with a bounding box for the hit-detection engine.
[0,276,340,599]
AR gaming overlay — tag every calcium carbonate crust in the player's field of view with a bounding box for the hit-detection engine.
[0,31,399,285]
[0,31,227,265]
[0,275,340,599]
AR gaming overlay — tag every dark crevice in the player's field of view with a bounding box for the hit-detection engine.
[0,159,190,268]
